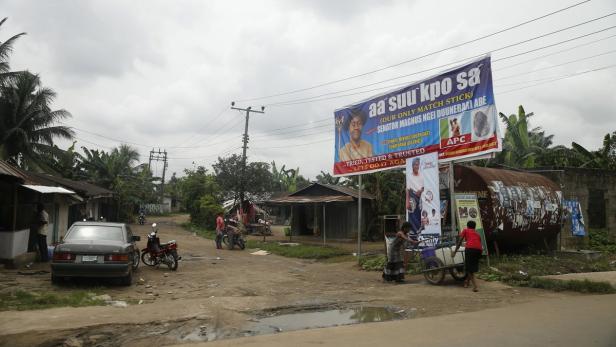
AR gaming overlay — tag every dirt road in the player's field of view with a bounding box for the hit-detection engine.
[0,215,585,346]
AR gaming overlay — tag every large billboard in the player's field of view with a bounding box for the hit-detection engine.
[333,55,500,176]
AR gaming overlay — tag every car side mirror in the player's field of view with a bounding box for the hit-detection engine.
[132,235,141,242]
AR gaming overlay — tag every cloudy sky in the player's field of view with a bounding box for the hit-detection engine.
[2,0,615,180]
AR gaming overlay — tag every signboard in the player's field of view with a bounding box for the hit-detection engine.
[454,193,488,255]
[333,55,500,176]
[406,152,440,242]
[564,199,586,236]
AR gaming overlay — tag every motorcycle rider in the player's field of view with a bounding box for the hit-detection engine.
[215,212,225,249]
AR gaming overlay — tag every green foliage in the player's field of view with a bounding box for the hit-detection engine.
[178,166,221,227]
[283,227,291,236]
[190,195,223,229]
[527,278,615,294]
[572,131,616,170]
[589,228,616,254]
[0,290,105,311]
[213,154,274,200]
[0,71,74,169]
[359,254,387,271]
[246,240,348,259]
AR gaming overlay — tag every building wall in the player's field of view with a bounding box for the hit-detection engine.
[536,168,616,249]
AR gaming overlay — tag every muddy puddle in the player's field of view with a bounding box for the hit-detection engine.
[5,305,409,346]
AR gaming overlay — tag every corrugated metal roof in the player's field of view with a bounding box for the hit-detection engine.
[266,195,354,204]
[0,160,27,181]
[21,185,76,194]
[28,172,114,198]
[289,183,375,199]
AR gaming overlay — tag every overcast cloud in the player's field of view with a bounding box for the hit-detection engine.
[2,0,615,179]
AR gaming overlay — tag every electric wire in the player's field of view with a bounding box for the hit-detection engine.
[234,0,591,103]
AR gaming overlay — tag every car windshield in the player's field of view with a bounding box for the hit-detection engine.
[66,225,124,242]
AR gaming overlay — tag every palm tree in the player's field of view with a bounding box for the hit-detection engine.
[0,17,26,85]
[0,71,74,168]
[572,131,616,170]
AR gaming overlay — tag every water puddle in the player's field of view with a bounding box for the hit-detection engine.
[245,306,406,335]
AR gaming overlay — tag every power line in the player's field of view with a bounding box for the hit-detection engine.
[496,49,616,81]
[252,137,333,150]
[266,20,616,107]
[267,24,616,107]
[234,0,591,103]
[498,64,616,94]
[173,105,229,147]
[497,33,616,71]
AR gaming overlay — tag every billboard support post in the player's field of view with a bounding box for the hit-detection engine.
[449,161,457,237]
[357,174,362,264]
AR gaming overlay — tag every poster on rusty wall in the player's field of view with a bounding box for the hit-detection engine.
[564,199,586,236]
[406,152,440,241]
[454,193,488,255]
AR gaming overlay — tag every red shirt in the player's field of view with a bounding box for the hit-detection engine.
[216,216,225,231]
[460,228,482,250]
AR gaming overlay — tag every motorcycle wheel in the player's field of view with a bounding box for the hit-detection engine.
[132,250,140,271]
[227,236,234,250]
[238,239,245,250]
[222,235,229,246]
[168,250,179,271]
[141,250,157,266]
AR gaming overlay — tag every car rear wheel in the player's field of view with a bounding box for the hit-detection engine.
[51,274,62,285]
[132,250,140,271]
[120,270,133,286]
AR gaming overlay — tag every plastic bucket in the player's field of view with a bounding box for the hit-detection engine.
[47,245,55,259]
[420,247,436,260]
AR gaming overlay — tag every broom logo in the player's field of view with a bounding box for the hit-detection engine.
[335,115,345,157]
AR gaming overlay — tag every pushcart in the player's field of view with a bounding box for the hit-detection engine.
[414,236,468,285]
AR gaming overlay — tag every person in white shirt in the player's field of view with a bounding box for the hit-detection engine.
[407,158,424,233]
[35,203,49,262]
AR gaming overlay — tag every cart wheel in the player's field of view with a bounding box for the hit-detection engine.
[449,266,467,281]
[423,256,445,285]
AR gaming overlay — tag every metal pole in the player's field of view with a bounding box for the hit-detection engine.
[449,161,457,236]
[357,174,362,264]
[323,203,326,244]
[240,110,250,205]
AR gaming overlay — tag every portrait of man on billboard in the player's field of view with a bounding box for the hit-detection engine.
[406,157,424,232]
[339,109,373,161]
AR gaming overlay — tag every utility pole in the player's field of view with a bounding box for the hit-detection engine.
[149,148,168,204]
[230,102,265,210]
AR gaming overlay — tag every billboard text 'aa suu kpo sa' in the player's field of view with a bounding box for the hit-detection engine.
[333,55,500,176]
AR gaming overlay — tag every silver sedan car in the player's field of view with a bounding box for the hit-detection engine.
[51,222,140,285]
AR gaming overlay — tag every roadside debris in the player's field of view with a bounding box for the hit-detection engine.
[250,250,270,256]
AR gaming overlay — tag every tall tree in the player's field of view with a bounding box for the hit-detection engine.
[0,17,26,85]
[213,154,273,201]
[0,71,73,168]
[572,131,616,170]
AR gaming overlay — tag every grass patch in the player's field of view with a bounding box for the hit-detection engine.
[477,253,616,293]
[589,228,616,254]
[182,222,216,240]
[0,290,105,311]
[527,278,615,294]
[246,240,348,259]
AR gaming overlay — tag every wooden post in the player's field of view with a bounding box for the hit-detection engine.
[12,186,18,231]
[323,203,326,244]
[357,175,362,264]
[449,161,457,236]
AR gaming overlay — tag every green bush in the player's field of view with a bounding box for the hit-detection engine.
[359,255,387,271]
[589,229,616,254]
[190,195,223,229]
[284,227,291,236]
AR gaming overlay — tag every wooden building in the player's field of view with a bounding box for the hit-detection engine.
[266,183,375,240]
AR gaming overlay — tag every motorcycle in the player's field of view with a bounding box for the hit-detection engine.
[222,219,246,250]
[141,223,180,270]
[138,213,145,225]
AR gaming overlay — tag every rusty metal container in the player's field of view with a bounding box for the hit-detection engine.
[454,166,563,249]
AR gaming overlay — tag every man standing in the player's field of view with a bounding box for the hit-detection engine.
[215,212,225,249]
[339,110,373,161]
[35,203,49,262]
[407,157,424,233]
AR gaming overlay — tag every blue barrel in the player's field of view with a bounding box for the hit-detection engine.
[420,247,436,260]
